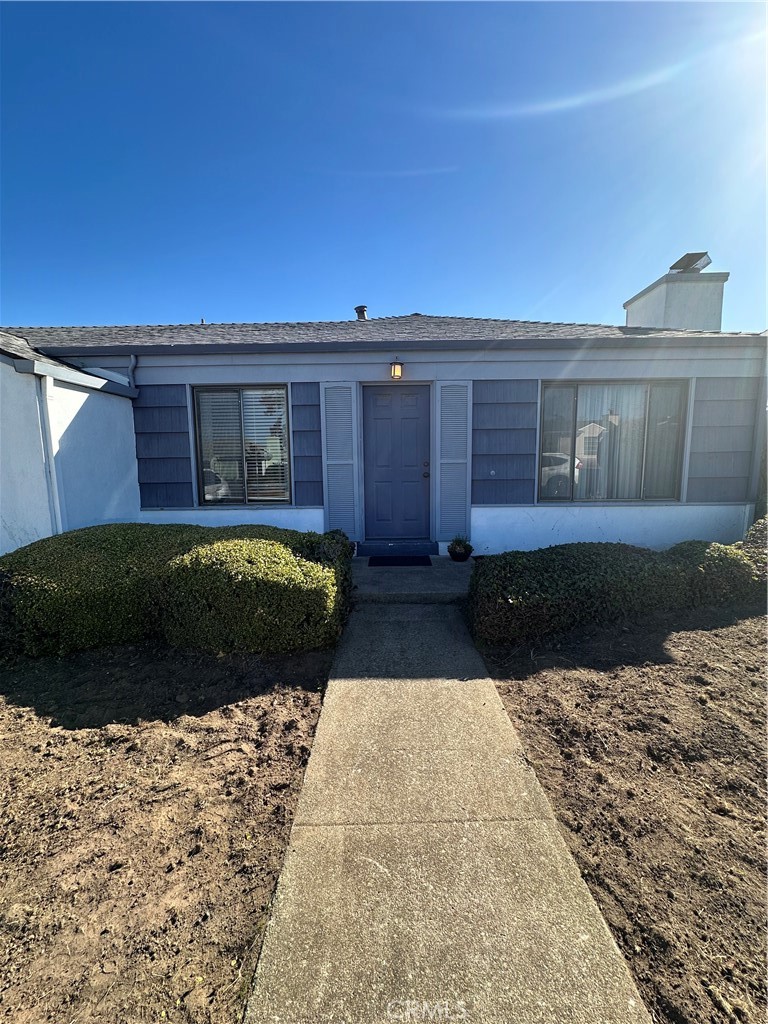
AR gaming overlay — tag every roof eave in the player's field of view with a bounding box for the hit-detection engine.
[40,334,767,358]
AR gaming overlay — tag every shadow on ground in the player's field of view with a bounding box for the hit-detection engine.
[0,642,334,729]
[479,602,764,682]
[1,603,762,729]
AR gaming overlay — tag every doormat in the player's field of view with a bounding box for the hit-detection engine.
[368,555,432,567]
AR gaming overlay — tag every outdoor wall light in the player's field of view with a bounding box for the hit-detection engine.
[390,359,403,380]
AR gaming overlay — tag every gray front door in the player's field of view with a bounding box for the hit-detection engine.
[363,385,430,540]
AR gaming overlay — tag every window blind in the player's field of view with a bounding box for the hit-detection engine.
[195,386,290,504]
[242,388,290,502]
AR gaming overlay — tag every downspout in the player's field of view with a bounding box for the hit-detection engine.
[35,375,63,535]
[127,354,137,390]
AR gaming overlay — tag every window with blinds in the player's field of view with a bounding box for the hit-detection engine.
[194,386,291,504]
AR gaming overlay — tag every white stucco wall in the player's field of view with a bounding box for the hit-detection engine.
[45,379,140,531]
[135,506,325,532]
[624,285,668,330]
[0,361,54,554]
[469,503,753,555]
[625,274,728,331]
[664,279,726,332]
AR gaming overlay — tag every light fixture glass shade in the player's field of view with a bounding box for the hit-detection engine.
[390,360,403,380]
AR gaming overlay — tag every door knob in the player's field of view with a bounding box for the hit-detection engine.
[423,471,430,478]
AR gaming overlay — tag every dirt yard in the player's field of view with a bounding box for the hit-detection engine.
[0,642,332,1024]
[485,604,767,1024]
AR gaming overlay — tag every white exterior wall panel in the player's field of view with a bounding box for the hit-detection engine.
[471,504,752,555]
[45,379,141,531]
[0,360,54,553]
[135,507,324,531]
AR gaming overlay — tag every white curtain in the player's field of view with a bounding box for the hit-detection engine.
[644,383,685,499]
[574,385,646,500]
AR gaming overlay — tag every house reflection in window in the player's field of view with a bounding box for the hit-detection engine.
[541,382,687,502]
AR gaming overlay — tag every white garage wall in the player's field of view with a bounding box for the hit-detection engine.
[0,361,54,554]
[45,378,140,531]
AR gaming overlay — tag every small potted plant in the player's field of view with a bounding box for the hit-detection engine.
[447,534,473,562]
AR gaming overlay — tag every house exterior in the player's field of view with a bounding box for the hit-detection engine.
[0,332,139,554]
[2,258,765,555]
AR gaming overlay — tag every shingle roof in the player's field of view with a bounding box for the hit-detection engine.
[3,314,764,357]
[0,329,72,367]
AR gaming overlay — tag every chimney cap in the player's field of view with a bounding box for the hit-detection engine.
[354,305,368,321]
[669,252,711,273]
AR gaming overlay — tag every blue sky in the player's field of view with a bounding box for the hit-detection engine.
[1,2,765,331]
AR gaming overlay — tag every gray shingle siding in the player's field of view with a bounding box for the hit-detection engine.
[133,385,194,508]
[133,405,189,433]
[135,432,192,458]
[291,383,323,507]
[472,479,536,504]
[687,377,760,503]
[139,483,194,508]
[137,458,193,484]
[472,380,538,505]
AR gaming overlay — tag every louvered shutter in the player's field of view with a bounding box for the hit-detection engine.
[437,382,471,540]
[321,384,359,538]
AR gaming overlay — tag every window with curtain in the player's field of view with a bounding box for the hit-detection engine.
[194,386,291,504]
[539,381,687,502]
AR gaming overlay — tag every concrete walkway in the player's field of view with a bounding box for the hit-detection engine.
[246,603,650,1024]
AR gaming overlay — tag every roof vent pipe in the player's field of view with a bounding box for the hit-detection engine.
[354,305,368,321]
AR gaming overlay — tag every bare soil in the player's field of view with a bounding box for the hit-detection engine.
[0,642,332,1023]
[485,604,767,1024]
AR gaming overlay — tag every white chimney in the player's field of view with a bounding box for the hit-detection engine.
[623,252,729,331]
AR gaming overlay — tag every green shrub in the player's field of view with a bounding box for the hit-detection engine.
[469,542,691,646]
[0,523,353,657]
[667,539,761,605]
[468,535,761,647]
[740,516,767,586]
[158,539,341,654]
[0,523,207,656]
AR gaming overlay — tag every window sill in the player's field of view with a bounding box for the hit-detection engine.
[537,499,682,506]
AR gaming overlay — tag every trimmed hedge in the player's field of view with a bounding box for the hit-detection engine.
[159,540,341,654]
[469,538,762,647]
[666,539,760,606]
[739,516,767,586]
[0,523,353,657]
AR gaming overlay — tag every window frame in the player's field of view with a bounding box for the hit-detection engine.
[538,379,689,503]
[193,384,292,507]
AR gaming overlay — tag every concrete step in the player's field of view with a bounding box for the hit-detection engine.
[356,540,439,557]
[351,556,472,604]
